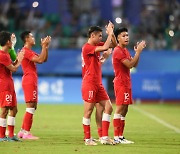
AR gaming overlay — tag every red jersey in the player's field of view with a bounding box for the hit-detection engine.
[112,46,132,88]
[21,47,38,86]
[81,42,104,83]
[0,50,14,92]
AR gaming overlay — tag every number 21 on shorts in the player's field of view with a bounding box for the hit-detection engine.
[6,94,12,102]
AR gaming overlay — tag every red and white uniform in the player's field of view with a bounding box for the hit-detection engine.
[112,46,133,105]
[0,50,17,107]
[81,42,109,103]
[21,47,38,103]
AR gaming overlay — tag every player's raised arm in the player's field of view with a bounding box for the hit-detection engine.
[43,36,51,62]
[31,36,51,63]
[133,42,140,67]
[108,21,118,48]
[95,22,114,52]
[122,40,146,69]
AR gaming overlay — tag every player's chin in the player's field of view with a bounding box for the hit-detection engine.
[124,41,129,45]
[97,40,101,44]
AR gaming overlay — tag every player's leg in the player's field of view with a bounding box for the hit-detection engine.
[96,84,115,145]
[83,101,97,145]
[113,105,121,143]
[19,102,39,139]
[23,102,36,132]
[6,92,18,138]
[99,99,115,145]
[0,91,14,141]
[95,103,104,140]
[119,104,128,138]
[18,85,38,139]
[101,99,113,137]
[117,105,134,144]
[113,104,127,143]
[113,86,134,144]
[82,83,98,145]
[0,107,9,141]
[8,106,21,141]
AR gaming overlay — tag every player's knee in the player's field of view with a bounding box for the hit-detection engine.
[0,109,9,118]
[108,103,113,113]
[109,106,113,113]
[12,109,18,116]
[86,111,92,118]
[105,105,113,114]
[15,108,18,115]
[9,107,18,117]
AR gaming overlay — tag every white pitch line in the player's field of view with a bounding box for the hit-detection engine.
[132,106,180,134]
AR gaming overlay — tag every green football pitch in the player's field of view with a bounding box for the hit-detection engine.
[1,103,180,154]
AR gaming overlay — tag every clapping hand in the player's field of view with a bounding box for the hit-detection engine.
[134,40,146,53]
[41,36,51,48]
[105,21,114,35]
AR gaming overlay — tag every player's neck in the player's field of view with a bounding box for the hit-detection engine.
[87,39,96,45]
[24,43,32,49]
[118,43,126,48]
[1,46,9,53]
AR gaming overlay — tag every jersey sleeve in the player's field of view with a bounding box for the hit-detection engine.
[24,49,37,61]
[87,42,105,55]
[119,49,128,62]
[114,48,126,61]
[120,52,128,62]
[0,54,11,66]
[84,44,96,55]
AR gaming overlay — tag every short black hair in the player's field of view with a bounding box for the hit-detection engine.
[114,27,128,40]
[20,31,31,43]
[87,26,102,38]
[0,31,11,46]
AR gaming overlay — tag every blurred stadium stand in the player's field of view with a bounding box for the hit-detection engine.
[0,0,180,103]
[0,0,179,50]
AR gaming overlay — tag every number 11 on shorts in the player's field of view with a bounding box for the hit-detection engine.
[88,91,93,100]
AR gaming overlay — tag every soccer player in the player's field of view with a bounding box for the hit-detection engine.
[17,31,51,139]
[82,48,112,141]
[81,21,117,145]
[112,27,146,144]
[0,31,24,142]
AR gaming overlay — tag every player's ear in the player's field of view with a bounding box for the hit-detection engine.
[90,33,93,38]
[7,40,11,45]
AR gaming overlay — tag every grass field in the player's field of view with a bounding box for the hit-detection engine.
[0,103,180,154]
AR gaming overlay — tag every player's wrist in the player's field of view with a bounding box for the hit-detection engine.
[135,52,140,56]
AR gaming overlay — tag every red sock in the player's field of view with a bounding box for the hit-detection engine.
[97,127,102,138]
[102,121,110,137]
[22,112,33,131]
[0,126,6,138]
[113,119,120,137]
[21,120,25,130]
[83,124,90,139]
[119,120,125,136]
[8,125,14,137]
